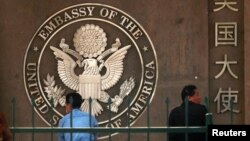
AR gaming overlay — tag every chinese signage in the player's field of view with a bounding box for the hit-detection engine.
[209,0,244,123]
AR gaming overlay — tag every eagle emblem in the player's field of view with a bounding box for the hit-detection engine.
[48,24,135,116]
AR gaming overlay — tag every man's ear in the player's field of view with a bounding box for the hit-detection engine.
[187,95,193,101]
[65,104,72,113]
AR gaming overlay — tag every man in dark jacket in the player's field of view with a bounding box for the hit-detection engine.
[168,84,208,141]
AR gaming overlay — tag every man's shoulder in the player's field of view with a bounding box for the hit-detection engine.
[190,103,208,113]
[75,110,92,117]
[58,113,69,127]
[193,103,207,109]
[170,105,183,114]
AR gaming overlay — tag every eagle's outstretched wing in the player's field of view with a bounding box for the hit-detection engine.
[101,45,131,90]
[50,46,79,91]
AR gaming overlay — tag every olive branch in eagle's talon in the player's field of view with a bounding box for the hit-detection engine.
[43,74,66,107]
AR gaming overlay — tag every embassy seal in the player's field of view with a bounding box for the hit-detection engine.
[23,3,158,138]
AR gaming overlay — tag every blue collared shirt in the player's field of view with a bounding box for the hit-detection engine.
[58,109,98,141]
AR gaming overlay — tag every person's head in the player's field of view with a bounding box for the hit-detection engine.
[0,112,11,140]
[181,84,201,104]
[65,92,83,113]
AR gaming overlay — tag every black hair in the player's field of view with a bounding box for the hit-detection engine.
[181,84,197,101]
[66,92,83,109]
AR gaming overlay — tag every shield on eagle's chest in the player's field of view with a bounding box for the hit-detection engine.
[79,74,101,99]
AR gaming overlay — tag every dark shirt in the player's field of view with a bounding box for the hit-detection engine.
[168,101,207,141]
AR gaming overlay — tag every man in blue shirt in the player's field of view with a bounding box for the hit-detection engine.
[58,92,98,141]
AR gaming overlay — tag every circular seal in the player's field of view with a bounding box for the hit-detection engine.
[23,3,158,139]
